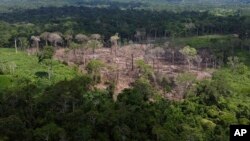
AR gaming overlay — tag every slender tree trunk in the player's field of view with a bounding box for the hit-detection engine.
[153,58,155,70]
[131,54,134,71]
[36,41,39,52]
[54,41,58,48]
[157,61,160,72]
[164,30,167,38]
[48,67,51,80]
[188,59,191,71]
[116,69,119,85]
[172,51,175,65]
[72,101,75,112]
[114,41,118,56]
[48,60,53,80]
[14,38,17,54]
[19,39,23,50]
[45,134,49,141]
[240,41,243,50]
[205,58,208,69]
[83,51,85,66]
[126,59,128,69]
[154,30,157,40]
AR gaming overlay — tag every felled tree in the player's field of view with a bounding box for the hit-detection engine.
[179,45,197,71]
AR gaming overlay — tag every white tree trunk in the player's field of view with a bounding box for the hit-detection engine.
[15,38,17,54]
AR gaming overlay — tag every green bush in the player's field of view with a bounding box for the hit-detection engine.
[236,63,248,74]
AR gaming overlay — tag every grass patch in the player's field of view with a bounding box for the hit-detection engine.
[172,34,236,48]
[0,75,12,90]
[0,48,78,88]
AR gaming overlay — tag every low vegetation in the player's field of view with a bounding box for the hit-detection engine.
[0,48,78,90]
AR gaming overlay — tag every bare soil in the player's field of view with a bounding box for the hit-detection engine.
[53,44,213,100]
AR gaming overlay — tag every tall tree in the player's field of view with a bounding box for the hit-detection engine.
[179,46,197,71]
[75,34,89,44]
[110,33,120,56]
[37,46,55,80]
[87,40,103,55]
[31,36,40,52]
[40,32,50,46]
[86,59,105,83]
[64,30,74,48]
[47,33,63,47]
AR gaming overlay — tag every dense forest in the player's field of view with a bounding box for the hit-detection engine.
[1,0,250,13]
[0,6,249,46]
[0,0,250,141]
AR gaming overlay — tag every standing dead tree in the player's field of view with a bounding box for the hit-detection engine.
[40,32,50,46]
[64,30,74,48]
[75,33,89,65]
[134,28,146,43]
[14,37,18,54]
[47,33,63,47]
[31,36,41,52]
[147,47,165,72]
[194,55,203,71]
[75,34,89,44]
[88,34,102,55]
[110,33,120,56]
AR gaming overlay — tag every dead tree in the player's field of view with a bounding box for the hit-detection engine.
[31,36,41,52]
[194,55,203,71]
[47,33,63,47]
[110,33,120,56]
[14,38,17,53]
[40,32,50,46]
